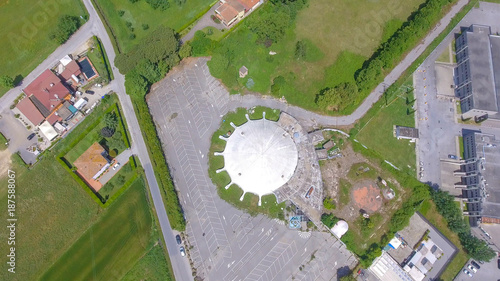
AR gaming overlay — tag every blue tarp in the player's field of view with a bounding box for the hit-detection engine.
[68,105,78,114]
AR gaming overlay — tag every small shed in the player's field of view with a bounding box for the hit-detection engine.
[239,66,248,78]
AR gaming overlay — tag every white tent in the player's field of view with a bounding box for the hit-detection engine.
[60,55,72,66]
[39,121,59,141]
[331,220,348,238]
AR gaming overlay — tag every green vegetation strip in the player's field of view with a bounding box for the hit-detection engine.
[0,132,8,150]
[208,107,285,219]
[40,177,156,281]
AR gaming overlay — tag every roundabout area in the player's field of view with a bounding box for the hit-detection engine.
[209,106,324,222]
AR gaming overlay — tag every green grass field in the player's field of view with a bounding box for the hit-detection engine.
[356,84,416,172]
[40,177,157,281]
[93,0,212,53]
[0,0,88,96]
[208,107,285,219]
[208,0,425,113]
[122,244,173,281]
[419,200,469,281]
[0,132,8,150]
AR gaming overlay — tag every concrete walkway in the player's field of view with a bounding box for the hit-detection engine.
[182,4,226,42]
[99,148,132,185]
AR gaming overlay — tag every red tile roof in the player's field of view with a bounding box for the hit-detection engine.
[46,113,62,125]
[16,97,44,125]
[74,142,109,182]
[23,69,70,115]
[216,3,240,24]
[60,60,82,81]
[238,0,260,10]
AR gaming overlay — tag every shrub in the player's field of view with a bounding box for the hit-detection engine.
[0,75,15,88]
[105,112,118,130]
[145,0,169,10]
[323,197,336,210]
[109,149,117,158]
[142,23,149,30]
[118,10,125,17]
[179,42,192,59]
[48,15,81,44]
[295,40,307,60]
[211,15,221,24]
[321,213,340,228]
[191,31,214,57]
[101,127,115,137]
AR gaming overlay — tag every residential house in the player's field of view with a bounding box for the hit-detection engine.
[215,0,262,26]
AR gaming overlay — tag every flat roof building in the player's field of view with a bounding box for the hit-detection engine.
[455,25,500,120]
[457,132,500,226]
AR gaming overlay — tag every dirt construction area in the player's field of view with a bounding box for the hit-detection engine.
[319,141,411,249]
[352,181,383,213]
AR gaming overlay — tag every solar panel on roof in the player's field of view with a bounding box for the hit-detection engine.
[78,58,97,79]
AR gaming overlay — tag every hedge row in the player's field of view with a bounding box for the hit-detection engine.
[354,0,457,100]
[132,96,186,231]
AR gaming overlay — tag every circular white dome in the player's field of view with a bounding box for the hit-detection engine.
[223,118,298,197]
[332,220,349,238]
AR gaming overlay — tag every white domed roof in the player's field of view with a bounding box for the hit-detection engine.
[222,118,298,198]
[331,220,348,238]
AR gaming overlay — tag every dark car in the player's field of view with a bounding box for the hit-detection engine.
[175,234,182,245]
[471,260,481,269]
[497,258,500,269]
[27,133,36,140]
[85,90,95,95]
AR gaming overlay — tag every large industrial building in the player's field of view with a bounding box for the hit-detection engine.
[456,132,500,226]
[455,25,500,120]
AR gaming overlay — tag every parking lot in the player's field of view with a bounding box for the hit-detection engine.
[454,257,500,281]
[414,2,500,189]
[148,57,357,280]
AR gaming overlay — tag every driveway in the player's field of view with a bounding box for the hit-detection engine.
[0,111,37,164]
[98,148,132,185]
[182,4,226,42]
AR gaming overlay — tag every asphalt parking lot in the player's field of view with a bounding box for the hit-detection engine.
[454,258,500,281]
[415,2,500,189]
[148,57,357,280]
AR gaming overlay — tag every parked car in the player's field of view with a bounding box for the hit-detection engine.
[448,154,458,160]
[112,163,120,170]
[467,264,477,273]
[27,133,36,140]
[180,246,186,257]
[471,260,481,269]
[85,90,95,95]
[176,235,182,245]
[463,269,472,277]
[497,258,500,269]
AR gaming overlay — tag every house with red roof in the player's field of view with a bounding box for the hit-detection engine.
[215,0,262,26]
[16,69,72,127]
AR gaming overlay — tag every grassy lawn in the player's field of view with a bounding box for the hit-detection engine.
[436,43,452,63]
[0,155,99,281]
[338,178,352,209]
[356,82,416,172]
[459,136,464,159]
[208,107,285,219]
[0,0,88,96]
[87,36,114,82]
[0,132,8,150]
[122,244,173,281]
[93,0,212,53]
[98,161,137,200]
[347,162,378,181]
[419,200,469,281]
[208,0,425,113]
[40,177,158,281]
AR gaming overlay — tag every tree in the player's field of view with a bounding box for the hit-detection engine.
[323,197,336,210]
[145,0,169,11]
[125,70,148,97]
[135,59,162,84]
[49,15,81,44]
[316,82,358,111]
[104,112,118,130]
[271,76,286,97]
[191,31,214,56]
[179,42,192,59]
[101,127,115,138]
[0,75,14,88]
[108,149,117,158]
[459,232,496,262]
[247,5,290,43]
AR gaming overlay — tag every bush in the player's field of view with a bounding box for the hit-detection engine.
[105,112,118,130]
[211,15,221,24]
[49,15,81,44]
[321,213,340,228]
[179,42,192,59]
[118,10,125,17]
[0,75,15,88]
[100,127,115,138]
[129,33,136,40]
[316,82,358,112]
[145,0,169,10]
[323,197,336,210]
[142,23,149,30]
[191,31,214,57]
[109,149,118,158]
[295,40,307,60]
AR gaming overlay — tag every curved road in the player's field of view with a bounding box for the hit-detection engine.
[0,0,470,280]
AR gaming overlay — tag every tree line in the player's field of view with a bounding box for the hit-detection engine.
[316,0,457,113]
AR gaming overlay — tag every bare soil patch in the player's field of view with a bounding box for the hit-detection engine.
[352,181,382,213]
[0,149,12,178]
